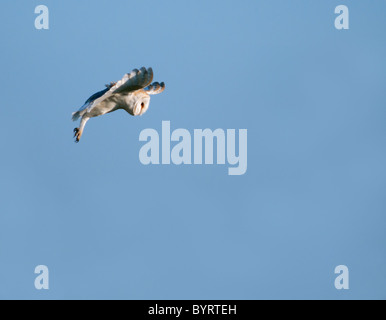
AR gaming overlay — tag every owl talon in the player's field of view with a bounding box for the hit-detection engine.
[73,128,82,142]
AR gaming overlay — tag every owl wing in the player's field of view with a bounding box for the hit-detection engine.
[72,87,110,120]
[144,82,166,95]
[112,67,154,94]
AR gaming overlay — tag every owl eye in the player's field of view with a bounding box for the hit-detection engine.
[141,102,145,108]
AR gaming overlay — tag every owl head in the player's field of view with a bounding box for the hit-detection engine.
[133,82,165,116]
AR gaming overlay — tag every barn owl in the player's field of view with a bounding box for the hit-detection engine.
[72,67,165,142]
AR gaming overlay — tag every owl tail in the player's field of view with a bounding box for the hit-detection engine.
[72,111,81,121]
[72,108,88,121]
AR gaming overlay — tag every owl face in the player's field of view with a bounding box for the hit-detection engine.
[134,92,151,116]
[125,91,151,116]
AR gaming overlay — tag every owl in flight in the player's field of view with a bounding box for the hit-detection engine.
[72,67,165,142]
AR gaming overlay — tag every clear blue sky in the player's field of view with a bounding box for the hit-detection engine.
[0,0,385,300]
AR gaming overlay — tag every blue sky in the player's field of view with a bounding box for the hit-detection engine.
[0,0,385,299]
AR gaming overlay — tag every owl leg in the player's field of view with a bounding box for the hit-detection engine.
[74,117,89,143]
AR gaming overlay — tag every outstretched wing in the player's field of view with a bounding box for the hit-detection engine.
[144,82,166,95]
[72,87,110,121]
[84,87,110,104]
[112,67,154,94]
